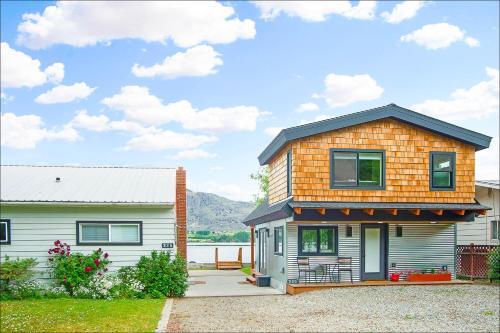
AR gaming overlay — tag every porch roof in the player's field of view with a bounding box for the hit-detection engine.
[242,199,489,226]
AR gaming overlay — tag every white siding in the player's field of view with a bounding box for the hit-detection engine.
[388,223,456,278]
[457,186,500,246]
[0,205,176,280]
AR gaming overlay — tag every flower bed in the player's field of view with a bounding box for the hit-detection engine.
[406,270,451,282]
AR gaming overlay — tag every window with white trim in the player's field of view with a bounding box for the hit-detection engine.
[77,222,142,245]
[0,219,10,244]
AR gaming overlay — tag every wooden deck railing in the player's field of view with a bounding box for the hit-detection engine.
[456,244,497,279]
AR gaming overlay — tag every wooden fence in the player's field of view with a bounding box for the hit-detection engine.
[456,244,497,279]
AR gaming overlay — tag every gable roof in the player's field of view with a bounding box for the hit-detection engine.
[258,104,492,165]
[0,165,176,206]
[476,180,500,190]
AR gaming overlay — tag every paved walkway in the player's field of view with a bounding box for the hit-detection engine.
[185,269,283,297]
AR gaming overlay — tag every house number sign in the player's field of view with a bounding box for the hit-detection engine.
[162,243,174,249]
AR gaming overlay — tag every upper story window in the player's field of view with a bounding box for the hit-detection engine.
[430,152,455,191]
[77,221,142,245]
[287,150,292,196]
[0,219,11,244]
[330,149,385,189]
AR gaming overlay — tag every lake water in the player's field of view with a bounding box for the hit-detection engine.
[187,242,251,263]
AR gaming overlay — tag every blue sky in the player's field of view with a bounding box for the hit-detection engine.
[1,1,498,201]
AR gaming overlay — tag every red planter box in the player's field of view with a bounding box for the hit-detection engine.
[407,273,451,282]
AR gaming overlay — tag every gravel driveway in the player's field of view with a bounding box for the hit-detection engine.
[167,285,499,332]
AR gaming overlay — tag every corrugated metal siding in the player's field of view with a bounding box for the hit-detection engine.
[0,206,176,280]
[287,224,361,282]
[388,223,456,278]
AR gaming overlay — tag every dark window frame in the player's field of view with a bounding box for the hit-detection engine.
[298,225,338,256]
[396,225,403,237]
[76,221,143,246]
[429,152,456,191]
[491,220,499,240]
[346,225,353,238]
[0,219,11,245]
[330,148,386,190]
[274,226,284,255]
[287,149,292,197]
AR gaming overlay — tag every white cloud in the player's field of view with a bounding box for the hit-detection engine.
[123,130,217,151]
[264,127,284,137]
[132,45,222,79]
[170,149,217,160]
[296,102,319,113]
[1,92,14,102]
[381,1,425,24]
[35,82,96,104]
[17,1,255,49]
[210,166,224,171]
[464,37,480,47]
[476,137,499,180]
[411,67,499,120]
[189,180,255,201]
[1,42,64,88]
[102,85,264,132]
[401,23,480,49]
[69,110,157,135]
[316,72,384,108]
[1,113,79,149]
[254,1,376,22]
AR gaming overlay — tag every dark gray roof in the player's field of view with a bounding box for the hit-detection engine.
[242,199,490,226]
[289,201,490,210]
[242,198,293,226]
[258,104,492,165]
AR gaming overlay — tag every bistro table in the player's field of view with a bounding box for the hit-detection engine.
[320,262,340,283]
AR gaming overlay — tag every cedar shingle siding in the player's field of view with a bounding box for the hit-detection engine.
[268,118,475,204]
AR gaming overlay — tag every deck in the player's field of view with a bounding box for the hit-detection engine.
[287,279,472,295]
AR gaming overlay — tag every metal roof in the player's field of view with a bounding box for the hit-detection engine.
[0,165,176,205]
[475,180,500,190]
[242,197,293,225]
[258,104,492,165]
[289,201,490,210]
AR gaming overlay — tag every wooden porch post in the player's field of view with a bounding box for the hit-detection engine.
[250,226,255,270]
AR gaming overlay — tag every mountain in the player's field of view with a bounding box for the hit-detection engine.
[186,189,255,232]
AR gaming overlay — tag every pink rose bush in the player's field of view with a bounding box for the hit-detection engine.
[47,240,110,295]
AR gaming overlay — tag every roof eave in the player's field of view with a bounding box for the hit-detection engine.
[0,201,175,208]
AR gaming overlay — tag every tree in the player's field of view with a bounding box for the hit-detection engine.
[250,166,269,207]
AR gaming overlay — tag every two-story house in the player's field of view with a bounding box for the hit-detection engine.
[243,104,492,293]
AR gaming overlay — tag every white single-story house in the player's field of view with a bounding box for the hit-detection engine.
[0,165,187,280]
[457,180,499,246]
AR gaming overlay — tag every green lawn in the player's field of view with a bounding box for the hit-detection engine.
[240,266,252,275]
[0,299,165,333]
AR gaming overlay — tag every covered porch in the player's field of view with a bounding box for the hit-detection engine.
[245,199,489,294]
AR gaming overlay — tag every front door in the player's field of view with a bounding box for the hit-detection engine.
[258,228,267,274]
[361,224,387,280]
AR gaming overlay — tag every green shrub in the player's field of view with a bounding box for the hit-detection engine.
[134,251,188,298]
[47,240,110,294]
[0,256,37,292]
[488,246,499,281]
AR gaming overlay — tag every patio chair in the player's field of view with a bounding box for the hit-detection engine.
[297,257,320,284]
[337,257,353,283]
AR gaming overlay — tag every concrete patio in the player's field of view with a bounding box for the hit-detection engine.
[185,270,284,297]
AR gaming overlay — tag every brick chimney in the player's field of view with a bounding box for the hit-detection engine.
[176,167,187,259]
